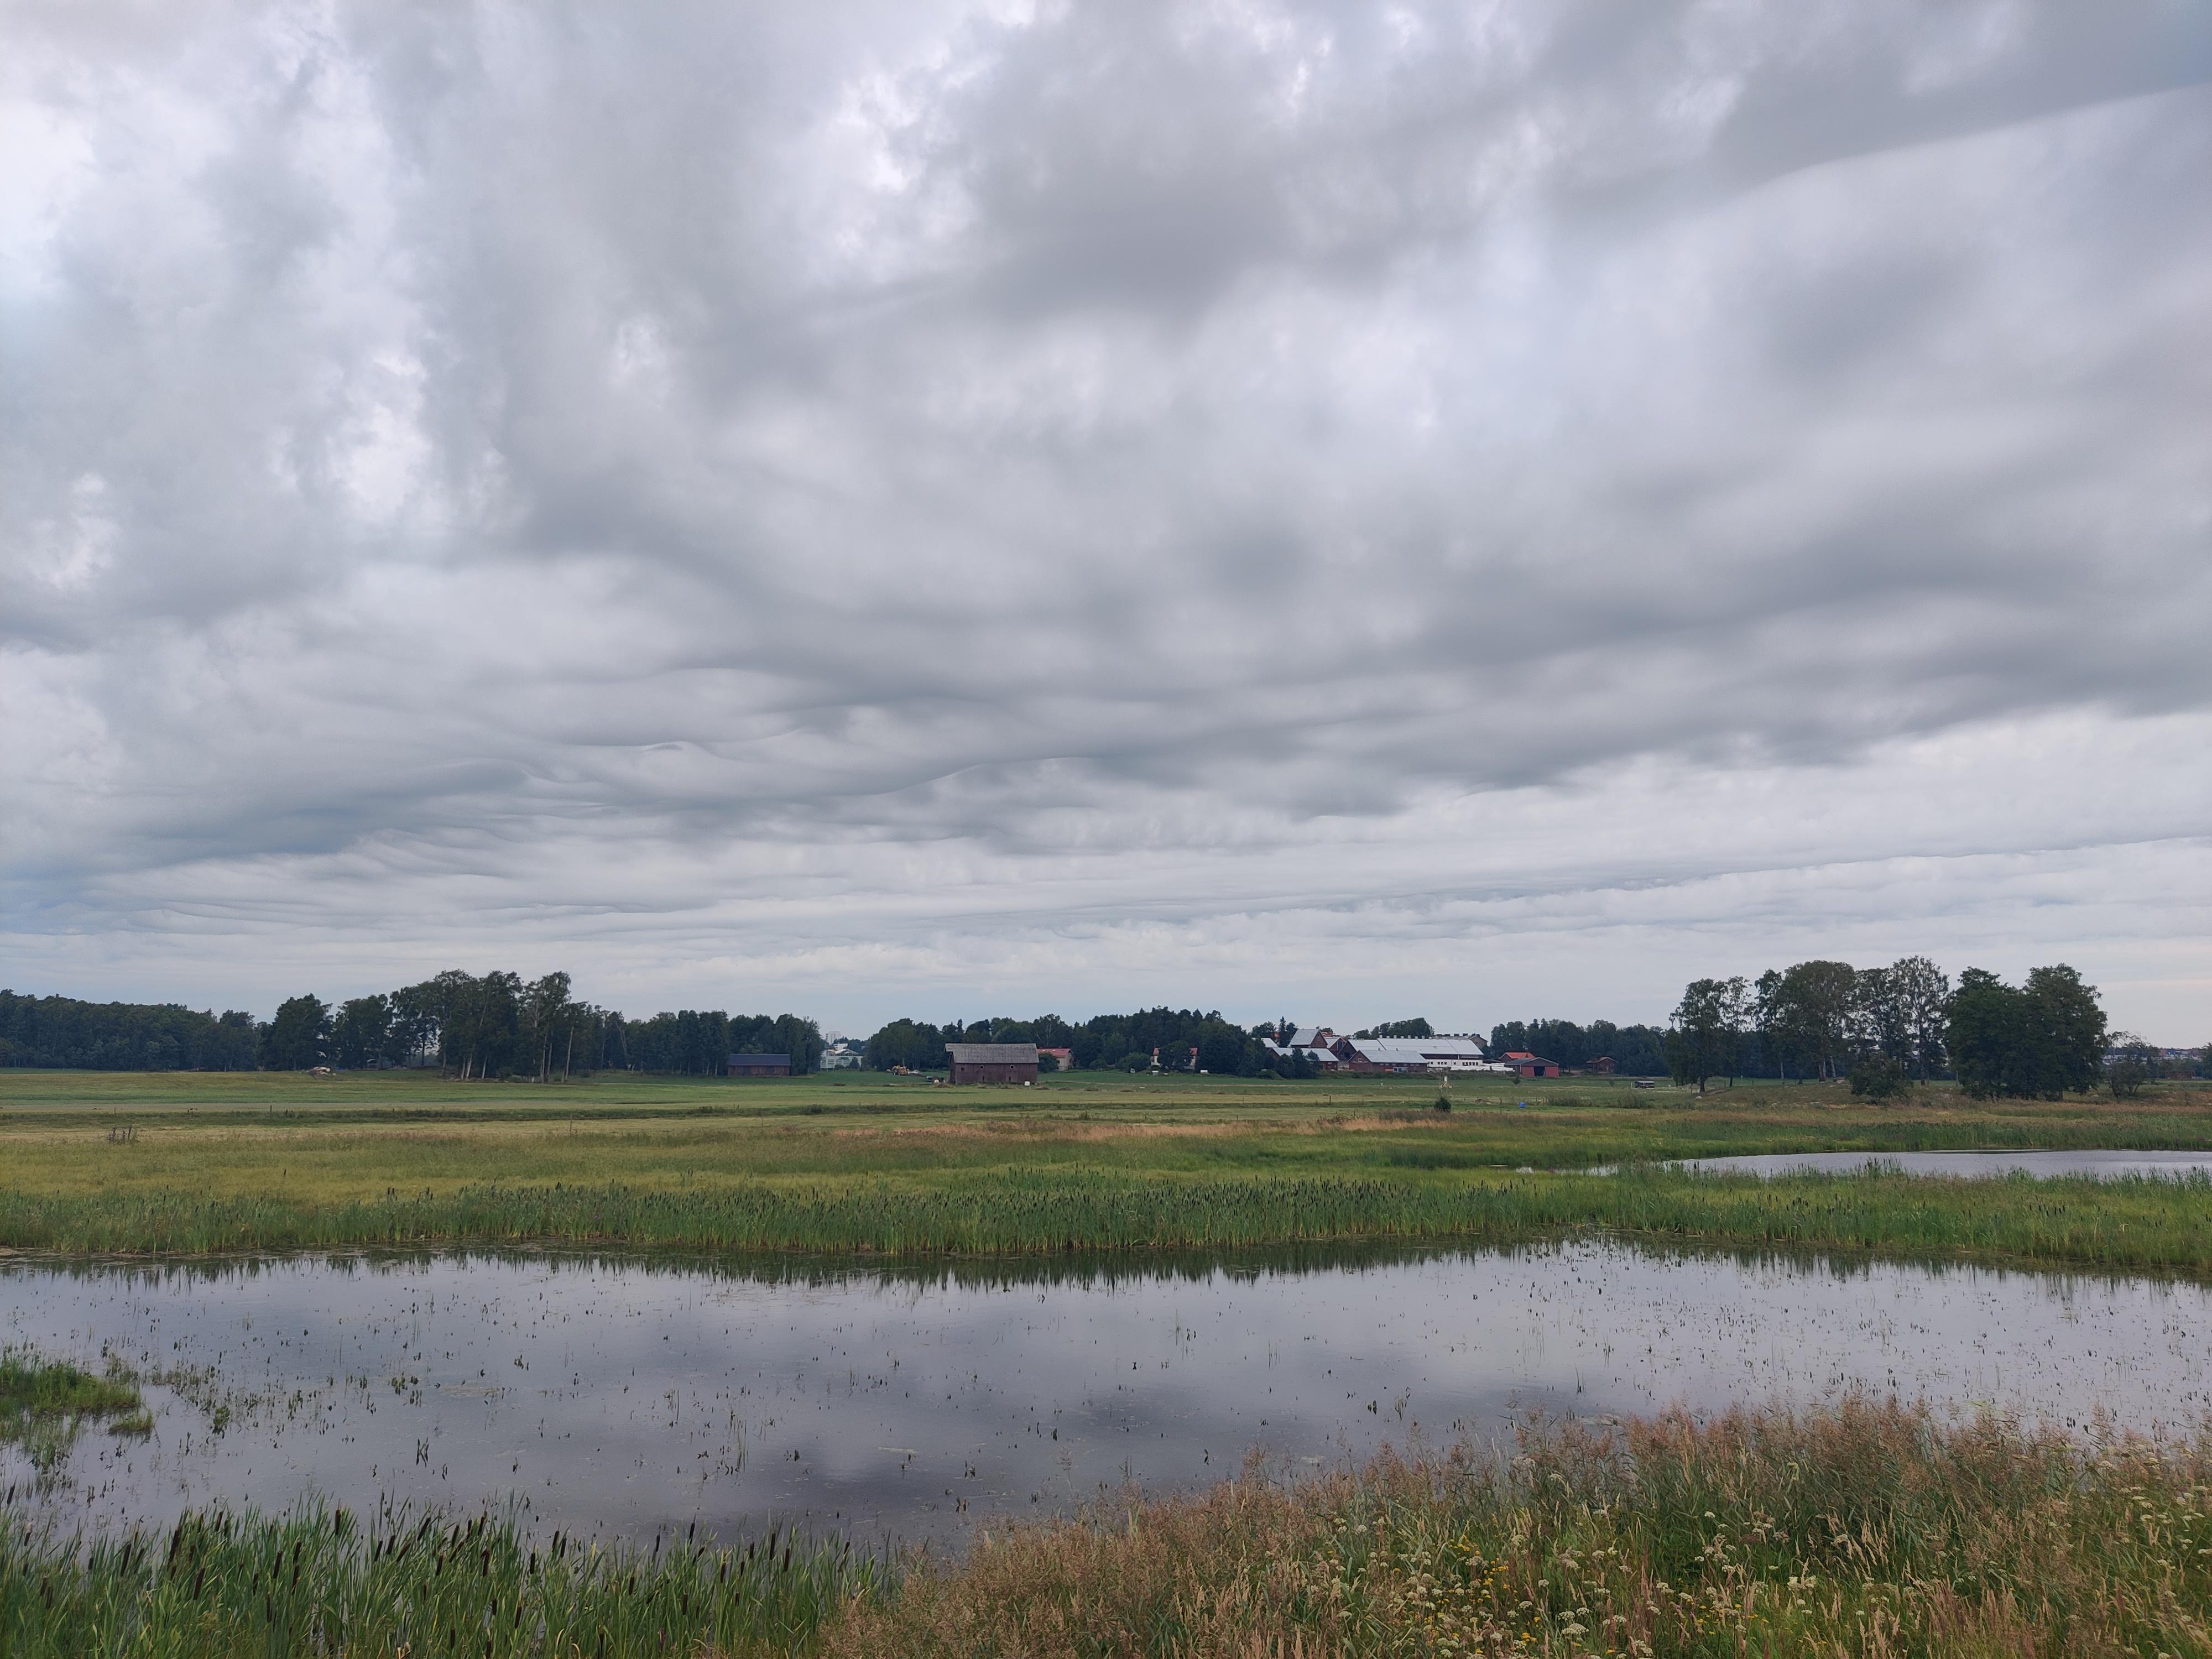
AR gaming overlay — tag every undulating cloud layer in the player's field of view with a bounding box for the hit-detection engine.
[4,1,2209,1035]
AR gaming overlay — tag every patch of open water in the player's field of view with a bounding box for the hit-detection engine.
[4,1239,2209,1548]
[1659,1150,2212,1180]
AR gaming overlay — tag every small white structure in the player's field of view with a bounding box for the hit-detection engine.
[819,1041,865,1070]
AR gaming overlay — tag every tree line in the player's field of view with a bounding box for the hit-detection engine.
[1661,957,2188,1099]
[10,973,2199,1092]
[1485,1019,1671,1076]
[3,976,822,1078]
[865,1009,1337,1078]
[865,1009,1689,1078]
[0,991,259,1071]
[623,1010,823,1077]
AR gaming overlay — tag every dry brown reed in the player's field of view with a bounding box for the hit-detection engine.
[822,1397,2212,1658]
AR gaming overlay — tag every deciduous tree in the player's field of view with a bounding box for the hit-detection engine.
[1947,964,2107,1099]
[1666,976,1748,1094]
[2105,1031,2159,1098]
[260,994,330,1071]
[1761,961,1859,1079]
[331,994,392,1069]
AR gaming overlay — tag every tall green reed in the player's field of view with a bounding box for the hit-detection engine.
[0,1500,881,1659]
[2,1167,2208,1275]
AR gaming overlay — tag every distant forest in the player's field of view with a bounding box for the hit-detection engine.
[0,989,1667,1078]
[0,978,822,1078]
[8,962,2199,1090]
[1486,1019,1670,1076]
[0,990,259,1071]
[864,1009,1306,1077]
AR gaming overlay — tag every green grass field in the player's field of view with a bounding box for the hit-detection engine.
[3,1068,2210,1272]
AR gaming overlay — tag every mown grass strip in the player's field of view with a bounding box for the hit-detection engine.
[2,1168,2208,1275]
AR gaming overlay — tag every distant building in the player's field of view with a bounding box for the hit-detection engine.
[1500,1050,1560,1079]
[818,1042,864,1070]
[946,1042,1040,1086]
[727,1052,792,1077]
[1269,1029,1349,1068]
[1037,1046,1073,1073]
[1334,1035,1495,1073]
[1586,1055,1617,1075]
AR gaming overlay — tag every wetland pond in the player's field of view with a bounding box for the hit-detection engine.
[5,1239,2210,1549]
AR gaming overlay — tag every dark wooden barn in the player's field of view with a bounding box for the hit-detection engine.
[727,1052,792,1077]
[945,1041,1039,1086]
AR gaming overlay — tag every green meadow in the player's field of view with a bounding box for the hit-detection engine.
[3,1068,2210,1273]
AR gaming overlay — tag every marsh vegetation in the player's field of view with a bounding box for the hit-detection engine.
[7,1400,2210,1656]
[4,1071,2211,1653]
[4,1070,2211,1274]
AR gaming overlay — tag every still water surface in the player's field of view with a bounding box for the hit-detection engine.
[1663,1150,2212,1180]
[6,1240,2209,1547]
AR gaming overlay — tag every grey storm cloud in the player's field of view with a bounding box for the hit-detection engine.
[3,0,2209,1034]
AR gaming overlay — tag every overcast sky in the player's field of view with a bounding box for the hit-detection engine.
[4,1,2208,1039]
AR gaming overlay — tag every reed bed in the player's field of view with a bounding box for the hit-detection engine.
[0,1503,879,1659]
[2,1167,2209,1275]
[841,1397,2212,1657]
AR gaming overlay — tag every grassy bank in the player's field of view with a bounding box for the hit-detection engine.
[3,1166,2210,1275]
[7,1400,2208,1656]
[4,1071,2210,1275]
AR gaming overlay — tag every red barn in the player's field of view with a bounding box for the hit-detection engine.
[1502,1050,1561,1078]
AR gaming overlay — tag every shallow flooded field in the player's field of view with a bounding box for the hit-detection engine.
[6,1239,2209,1548]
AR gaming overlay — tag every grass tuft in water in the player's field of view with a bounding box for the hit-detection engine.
[0,1350,142,1427]
[0,1349,149,1479]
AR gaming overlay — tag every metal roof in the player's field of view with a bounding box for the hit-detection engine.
[1267,1039,1347,1066]
[945,1042,1039,1063]
[1345,1037,1488,1063]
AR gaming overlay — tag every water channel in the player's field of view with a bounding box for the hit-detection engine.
[6,1239,2209,1548]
